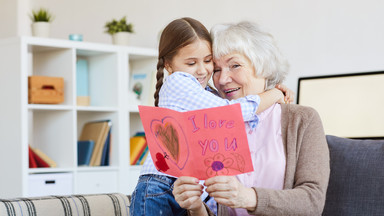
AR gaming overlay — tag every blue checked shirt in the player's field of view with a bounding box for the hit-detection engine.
[140,71,260,176]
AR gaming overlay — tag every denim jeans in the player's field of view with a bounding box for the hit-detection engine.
[129,174,187,216]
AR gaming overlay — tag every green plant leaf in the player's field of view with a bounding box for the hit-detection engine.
[30,8,53,22]
[104,16,134,35]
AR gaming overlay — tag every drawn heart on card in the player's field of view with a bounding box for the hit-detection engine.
[150,116,189,170]
[154,152,169,172]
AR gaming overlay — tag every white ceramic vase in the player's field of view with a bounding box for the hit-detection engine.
[112,32,130,46]
[31,22,51,38]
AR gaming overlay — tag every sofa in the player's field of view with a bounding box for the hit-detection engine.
[322,135,384,216]
[1,135,383,216]
[0,193,131,216]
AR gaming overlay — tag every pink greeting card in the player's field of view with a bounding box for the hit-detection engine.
[139,104,253,180]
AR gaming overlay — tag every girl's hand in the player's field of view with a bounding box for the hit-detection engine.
[173,176,207,215]
[276,84,295,104]
[205,176,257,211]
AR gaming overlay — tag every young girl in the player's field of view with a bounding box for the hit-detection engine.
[129,17,293,216]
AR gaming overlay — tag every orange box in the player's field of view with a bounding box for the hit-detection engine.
[28,76,64,104]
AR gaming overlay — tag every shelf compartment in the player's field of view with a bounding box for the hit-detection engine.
[28,45,74,106]
[29,109,76,169]
[127,53,157,107]
[76,49,119,108]
[77,111,119,167]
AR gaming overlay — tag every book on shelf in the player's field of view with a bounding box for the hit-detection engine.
[79,119,111,166]
[29,146,57,168]
[134,131,149,165]
[130,134,147,165]
[136,145,148,165]
[134,131,145,137]
[139,149,149,165]
[32,150,50,168]
[28,146,38,168]
[33,148,57,168]
[77,140,95,166]
[100,127,111,166]
[92,121,112,166]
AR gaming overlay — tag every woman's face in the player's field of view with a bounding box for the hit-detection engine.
[165,39,213,87]
[213,53,265,100]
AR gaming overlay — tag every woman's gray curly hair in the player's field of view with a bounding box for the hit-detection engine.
[210,21,289,90]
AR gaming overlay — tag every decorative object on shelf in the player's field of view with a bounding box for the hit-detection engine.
[132,74,145,100]
[104,16,134,45]
[129,70,156,105]
[28,76,64,104]
[76,59,90,106]
[69,34,83,41]
[30,8,53,38]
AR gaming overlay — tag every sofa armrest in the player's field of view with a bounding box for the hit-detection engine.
[0,193,131,216]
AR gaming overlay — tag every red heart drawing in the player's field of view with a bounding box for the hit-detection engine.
[150,116,189,170]
[155,152,169,172]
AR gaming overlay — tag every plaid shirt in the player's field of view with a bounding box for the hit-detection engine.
[141,71,260,175]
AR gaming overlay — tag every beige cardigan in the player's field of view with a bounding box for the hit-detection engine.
[202,104,330,216]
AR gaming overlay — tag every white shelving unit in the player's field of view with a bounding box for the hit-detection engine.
[0,36,157,198]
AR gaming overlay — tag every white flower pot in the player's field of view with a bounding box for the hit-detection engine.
[112,32,130,46]
[31,22,51,38]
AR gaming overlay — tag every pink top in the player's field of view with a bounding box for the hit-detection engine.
[228,103,286,216]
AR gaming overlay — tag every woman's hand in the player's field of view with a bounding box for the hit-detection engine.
[172,176,208,215]
[205,176,257,211]
[276,84,295,104]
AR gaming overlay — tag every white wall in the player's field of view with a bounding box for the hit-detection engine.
[0,0,17,38]
[5,0,384,93]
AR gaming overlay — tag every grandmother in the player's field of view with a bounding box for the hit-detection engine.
[172,21,330,216]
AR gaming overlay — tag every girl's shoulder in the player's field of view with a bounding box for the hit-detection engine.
[168,71,196,81]
[165,72,201,87]
[162,71,203,92]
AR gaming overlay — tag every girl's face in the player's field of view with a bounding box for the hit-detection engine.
[213,53,265,100]
[165,39,213,87]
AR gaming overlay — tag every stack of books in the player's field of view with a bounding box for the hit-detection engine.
[78,120,112,166]
[29,145,57,168]
[130,132,148,165]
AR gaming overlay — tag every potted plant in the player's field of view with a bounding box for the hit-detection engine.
[104,16,134,45]
[30,8,53,38]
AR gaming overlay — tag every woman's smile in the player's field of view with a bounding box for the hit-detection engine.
[223,87,241,97]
